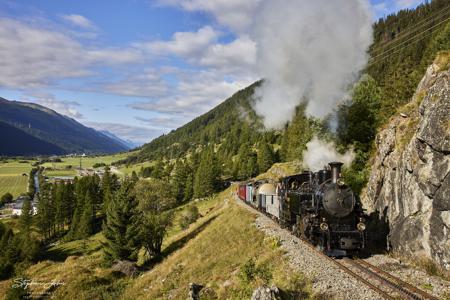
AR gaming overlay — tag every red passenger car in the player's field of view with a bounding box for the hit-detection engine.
[238,184,247,201]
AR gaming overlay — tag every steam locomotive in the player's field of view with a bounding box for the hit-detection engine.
[237,162,366,256]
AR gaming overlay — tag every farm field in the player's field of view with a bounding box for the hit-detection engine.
[0,160,35,198]
[40,151,137,178]
[40,151,134,170]
[117,161,154,177]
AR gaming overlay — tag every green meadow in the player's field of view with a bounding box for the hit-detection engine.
[0,160,34,198]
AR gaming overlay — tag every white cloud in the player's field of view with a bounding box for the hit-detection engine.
[141,26,218,58]
[135,116,186,129]
[158,0,262,32]
[24,92,83,119]
[86,121,163,144]
[61,14,96,29]
[103,69,169,98]
[199,35,256,71]
[0,18,143,89]
[139,26,256,77]
[129,70,253,116]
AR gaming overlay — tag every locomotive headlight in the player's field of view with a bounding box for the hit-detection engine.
[357,222,366,231]
[320,222,329,231]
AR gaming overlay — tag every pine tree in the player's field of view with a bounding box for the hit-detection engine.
[19,198,33,234]
[103,178,139,263]
[36,182,55,240]
[183,173,194,202]
[257,140,275,173]
[280,106,313,162]
[101,167,116,213]
[172,160,189,203]
[54,183,65,233]
[18,198,40,262]
[193,148,219,198]
[77,191,94,239]
[152,160,165,179]
[62,182,75,227]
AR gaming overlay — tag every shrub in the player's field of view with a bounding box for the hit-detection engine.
[93,162,106,168]
[1,193,14,205]
[238,258,272,285]
[179,205,200,230]
[416,257,448,279]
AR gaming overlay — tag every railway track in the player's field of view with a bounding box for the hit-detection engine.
[238,198,440,300]
[299,233,439,300]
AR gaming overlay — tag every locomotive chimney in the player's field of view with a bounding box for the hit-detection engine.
[329,162,343,184]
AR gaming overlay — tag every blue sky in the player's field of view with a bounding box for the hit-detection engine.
[0,0,425,144]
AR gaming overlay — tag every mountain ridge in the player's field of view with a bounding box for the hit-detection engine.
[0,97,128,156]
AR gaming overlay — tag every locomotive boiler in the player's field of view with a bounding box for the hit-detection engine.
[279,162,366,256]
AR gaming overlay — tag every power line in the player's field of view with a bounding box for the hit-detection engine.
[371,4,450,54]
[368,15,450,65]
[367,26,444,67]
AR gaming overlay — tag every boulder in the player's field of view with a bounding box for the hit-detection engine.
[111,260,138,277]
[251,285,281,300]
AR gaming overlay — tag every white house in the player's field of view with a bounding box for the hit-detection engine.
[11,197,38,216]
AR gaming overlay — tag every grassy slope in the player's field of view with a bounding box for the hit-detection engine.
[0,160,34,197]
[0,187,316,299]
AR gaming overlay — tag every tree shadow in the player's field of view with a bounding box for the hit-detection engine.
[140,214,219,270]
[42,238,102,262]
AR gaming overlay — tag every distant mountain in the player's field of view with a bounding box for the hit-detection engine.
[0,97,128,156]
[0,121,65,156]
[99,130,138,150]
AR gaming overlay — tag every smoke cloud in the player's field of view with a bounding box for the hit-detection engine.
[303,136,355,171]
[302,137,354,171]
[251,0,373,129]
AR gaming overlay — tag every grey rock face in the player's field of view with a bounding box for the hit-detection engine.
[362,62,450,270]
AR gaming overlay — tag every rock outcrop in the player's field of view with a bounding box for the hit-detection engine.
[251,285,281,300]
[362,55,450,270]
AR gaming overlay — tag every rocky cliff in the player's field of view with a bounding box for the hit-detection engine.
[362,53,450,270]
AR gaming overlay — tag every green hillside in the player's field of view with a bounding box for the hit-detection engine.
[367,0,450,122]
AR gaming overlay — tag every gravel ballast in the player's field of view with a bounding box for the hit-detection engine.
[236,198,450,299]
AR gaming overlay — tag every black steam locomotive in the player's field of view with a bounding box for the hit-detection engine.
[278,162,366,256]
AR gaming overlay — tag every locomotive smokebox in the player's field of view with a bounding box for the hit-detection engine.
[329,162,343,184]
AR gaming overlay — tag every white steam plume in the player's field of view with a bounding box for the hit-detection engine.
[251,0,373,129]
[302,137,354,171]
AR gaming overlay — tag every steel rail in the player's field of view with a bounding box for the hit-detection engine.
[355,259,440,300]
